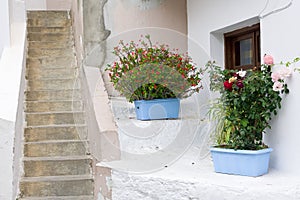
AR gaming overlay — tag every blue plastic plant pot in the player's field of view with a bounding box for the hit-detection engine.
[210,147,273,177]
[133,98,180,120]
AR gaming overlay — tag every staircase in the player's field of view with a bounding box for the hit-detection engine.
[19,11,94,199]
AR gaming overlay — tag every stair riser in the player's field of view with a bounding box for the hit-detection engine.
[26,57,75,68]
[24,159,92,177]
[27,49,74,58]
[24,126,87,142]
[25,101,83,113]
[27,19,71,28]
[27,33,72,42]
[24,141,87,157]
[25,90,82,101]
[28,41,74,49]
[26,68,77,79]
[20,179,93,197]
[26,112,85,126]
[27,79,80,91]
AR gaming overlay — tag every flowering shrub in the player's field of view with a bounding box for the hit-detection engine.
[106,35,203,102]
[208,55,293,150]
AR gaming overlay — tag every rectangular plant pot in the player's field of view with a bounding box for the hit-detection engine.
[210,147,273,177]
[133,98,180,120]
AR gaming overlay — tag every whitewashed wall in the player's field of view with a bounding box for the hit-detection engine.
[104,0,188,65]
[26,0,71,10]
[0,0,10,57]
[0,0,26,199]
[25,0,46,10]
[188,0,300,174]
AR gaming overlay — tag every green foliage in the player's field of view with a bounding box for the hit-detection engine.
[106,35,203,102]
[207,61,291,150]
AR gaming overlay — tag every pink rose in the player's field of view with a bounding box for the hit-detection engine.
[264,55,274,65]
[273,81,283,92]
[279,68,292,78]
[271,72,281,82]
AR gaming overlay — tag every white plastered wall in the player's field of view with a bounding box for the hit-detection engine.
[187,0,300,175]
[0,0,26,199]
[26,0,71,10]
[0,0,10,57]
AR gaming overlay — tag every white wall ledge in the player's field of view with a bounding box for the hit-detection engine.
[110,147,300,200]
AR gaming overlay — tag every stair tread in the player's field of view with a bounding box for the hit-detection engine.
[25,89,80,92]
[26,111,85,114]
[21,174,93,182]
[23,155,92,161]
[25,124,86,128]
[20,195,93,200]
[27,78,78,81]
[25,139,88,144]
[25,100,82,103]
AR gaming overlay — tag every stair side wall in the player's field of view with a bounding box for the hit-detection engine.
[71,1,120,200]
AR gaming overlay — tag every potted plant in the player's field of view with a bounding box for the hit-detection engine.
[207,55,295,176]
[106,35,203,120]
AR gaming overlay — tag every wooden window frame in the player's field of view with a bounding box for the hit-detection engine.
[224,23,260,70]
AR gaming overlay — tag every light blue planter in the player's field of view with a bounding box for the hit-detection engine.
[134,98,180,120]
[210,147,273,177]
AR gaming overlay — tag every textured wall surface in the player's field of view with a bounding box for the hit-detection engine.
[111,154,300,200]
[0,119,15,200]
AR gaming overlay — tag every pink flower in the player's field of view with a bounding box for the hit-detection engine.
[264,55,274,65]
[279,68,292,78]
[273,81,283,92]
[271,72,281,82]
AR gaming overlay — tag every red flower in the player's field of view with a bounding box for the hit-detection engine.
[224,80,233,90]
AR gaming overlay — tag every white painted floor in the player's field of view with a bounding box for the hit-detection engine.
[100,96,300,200]
[108,146,300,200]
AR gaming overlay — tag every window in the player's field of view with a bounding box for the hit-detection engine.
[224,23,260,70]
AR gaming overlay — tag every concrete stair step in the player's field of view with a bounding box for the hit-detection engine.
[28,41,74,49]
[20,175,93,197]
[27,18,71,28]
[26,67,78,80]
[27,48,74,58]
[24,125,87,142]
[27,26,71,34]
[23,156,92,177]
[24,140,88,157]
[26,57,76,68]
[20,196,94,200]
[26,111,85,126]
[25,100,83,113]
[27,33,72,42]
[27,78,80,91]
[27,11,70,21]
[25,90,82,101]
